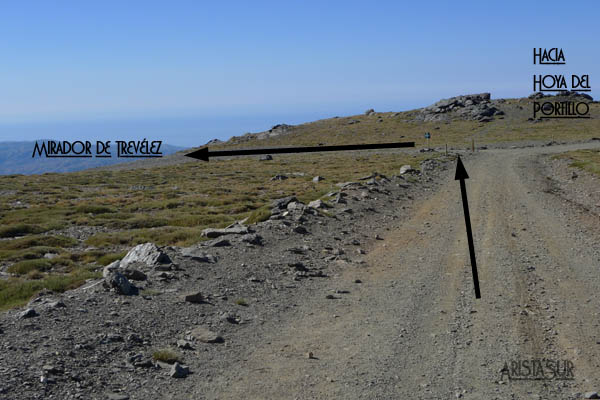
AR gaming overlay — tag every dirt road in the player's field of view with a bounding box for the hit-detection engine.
[211,143,600,400]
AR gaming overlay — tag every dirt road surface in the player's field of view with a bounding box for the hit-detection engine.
[209,143,600,400]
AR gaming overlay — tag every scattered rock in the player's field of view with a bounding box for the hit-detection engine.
[220,312,241,324]
[42,365,63,375]
[104,271,134,295]
[47,301,66,309]
[127,333,143,343]
[103,260,121,278]
[272,196,298,210]
[189,326,224,343]
[289,262,308,272]
[19,308,38,319]
[106,393,130,400]
[585,392,599,399]
[204,238,231,247]
[271,174,288,181]
[308,200,328,209]
[312,176,325,182]
[183,292,205,304]
[176,339,194,350]
[259,155,273,161]
[293,226,308,234]
[365,108,375,116]
[240,234,263,246]
[121,268,147,281]
[180,247,217,263]
[170,362,189,378]
[287,201,305,211]
[400,165,416,174]
[201,226,250,238]
[420,159,443,173]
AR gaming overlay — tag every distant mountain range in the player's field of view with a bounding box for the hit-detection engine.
[0,140,184,175]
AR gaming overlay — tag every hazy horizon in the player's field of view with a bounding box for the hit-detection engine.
[1,2,598,147]
[0,91,556,148]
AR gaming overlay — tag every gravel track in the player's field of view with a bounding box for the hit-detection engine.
[1,142,600,399]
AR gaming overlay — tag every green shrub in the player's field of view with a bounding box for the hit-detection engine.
[75,205,115,214]
[152,348,181,364]
[246,207,271,224]
[0,224,45,238]
[0,235,77,250]
[7,259,52,275]
[0,268,100,310]
[235,298,248,306]
[96,251,127,266]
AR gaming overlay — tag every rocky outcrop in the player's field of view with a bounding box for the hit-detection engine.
[529,91,594,101]
[255,124,294,140]
[415,93,504,122]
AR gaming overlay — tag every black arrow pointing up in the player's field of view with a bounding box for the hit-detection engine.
[455,156,481,299]
[185,141,415,161]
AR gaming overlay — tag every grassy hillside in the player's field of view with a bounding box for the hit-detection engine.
[1,94,598,309]
[219,97,600,150]
[0,147,430,309]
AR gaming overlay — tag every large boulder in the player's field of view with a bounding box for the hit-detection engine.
[120,243,171,267]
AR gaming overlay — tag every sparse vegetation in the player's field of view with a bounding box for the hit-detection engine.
[152,348,181,364]
[554,149,600,176]
[1,98,597,311]
[96,251,127,266]
[7,259,53,275]
[0,268,100,310]
[235,298,248,306]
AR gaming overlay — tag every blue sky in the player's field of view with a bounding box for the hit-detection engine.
[0,1,598,147]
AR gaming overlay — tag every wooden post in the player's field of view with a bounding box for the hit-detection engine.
[445,143,448,155]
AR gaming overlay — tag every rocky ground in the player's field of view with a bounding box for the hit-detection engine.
[2,140,600,399]
[0,153,451,399]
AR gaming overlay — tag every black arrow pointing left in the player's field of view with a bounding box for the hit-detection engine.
[185,141,415,161]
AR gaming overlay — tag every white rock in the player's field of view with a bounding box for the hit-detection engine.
[400,165,414,174]
[120,243,171,267]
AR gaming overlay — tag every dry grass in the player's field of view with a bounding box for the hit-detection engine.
[1,96,597,310]
[554,149,600,176]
